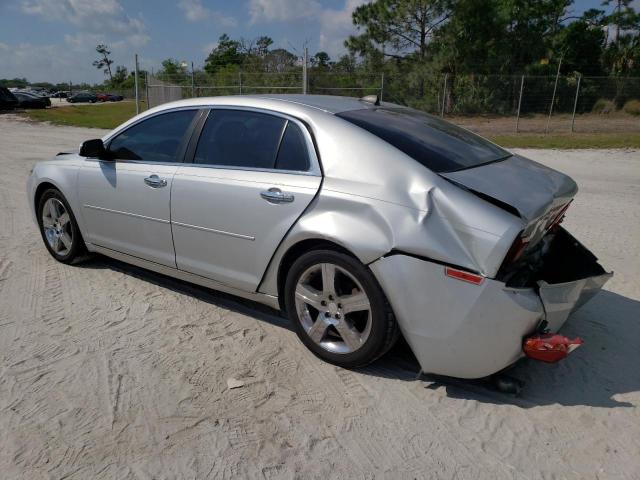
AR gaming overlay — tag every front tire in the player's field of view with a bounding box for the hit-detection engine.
[37,189,87,264]
[284,249,399,368]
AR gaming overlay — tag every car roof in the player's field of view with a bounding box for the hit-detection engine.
[253,94,378,113]
[149,94,380,116]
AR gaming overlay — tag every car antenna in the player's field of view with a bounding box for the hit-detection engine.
[360,94,380,106]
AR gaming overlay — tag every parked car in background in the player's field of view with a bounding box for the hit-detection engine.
[13,91,51,109]
[50,91,68,98]
[25,88,48,97]
[0,87,19,110]
[97,93,124,102]
[67,92,97,103]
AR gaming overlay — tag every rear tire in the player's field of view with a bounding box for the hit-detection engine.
[37,188,87,264]
[284,249,399,368]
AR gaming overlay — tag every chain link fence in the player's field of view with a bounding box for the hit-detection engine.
[146,71,640,135]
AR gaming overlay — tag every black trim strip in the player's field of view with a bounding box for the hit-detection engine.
[381,249,482,275]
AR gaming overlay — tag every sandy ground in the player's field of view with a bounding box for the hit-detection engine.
[0,114,639,479]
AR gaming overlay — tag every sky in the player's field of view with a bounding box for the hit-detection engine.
[0,0,633,84]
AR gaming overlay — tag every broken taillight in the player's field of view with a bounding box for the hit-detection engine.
[503,234,530,265]
[523,334,583,363]
[444,267,484,285]
[547,200,572,232]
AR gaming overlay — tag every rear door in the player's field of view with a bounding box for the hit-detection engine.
[171,108,321,292]
[78,108,200,267]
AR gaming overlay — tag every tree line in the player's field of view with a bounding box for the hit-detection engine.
[3,0,638,113]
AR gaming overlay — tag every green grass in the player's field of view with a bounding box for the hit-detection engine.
[23,102,640,149]
[23,101,143,129]
[489,133,640,149]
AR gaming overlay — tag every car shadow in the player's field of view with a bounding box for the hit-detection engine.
[79,254,293,332]
[79,256,639,409]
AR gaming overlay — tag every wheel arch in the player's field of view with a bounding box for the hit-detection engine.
[34,181,59,208]
[274,238,357,312]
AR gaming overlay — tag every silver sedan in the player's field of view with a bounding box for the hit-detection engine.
[27,95,612,379]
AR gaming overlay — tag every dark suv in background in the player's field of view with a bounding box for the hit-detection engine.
[0,87,19,110]
[67,92,97,103]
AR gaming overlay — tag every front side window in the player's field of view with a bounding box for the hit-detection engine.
[108,109,197,162]
[194,109,310,171]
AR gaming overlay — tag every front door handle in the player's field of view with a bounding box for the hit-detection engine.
[144,174,167,188]
[260,187,294,204]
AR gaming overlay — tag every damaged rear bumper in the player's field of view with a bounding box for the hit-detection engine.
[369,230,611,379]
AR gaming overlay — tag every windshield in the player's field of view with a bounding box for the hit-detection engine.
[336,107,511,173]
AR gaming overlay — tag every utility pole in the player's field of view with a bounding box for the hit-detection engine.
[191,61,195,98]
[571,74,582,133]
[515,75,525,133]
[615,0,621,42]
[441,73,448,117]
[134,53,140,115]
[302,47,308,94]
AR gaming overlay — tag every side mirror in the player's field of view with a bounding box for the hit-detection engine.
[80,139,110,159]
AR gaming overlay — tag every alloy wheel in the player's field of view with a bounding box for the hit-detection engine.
[41,198,73,256]
[294,262,372,354]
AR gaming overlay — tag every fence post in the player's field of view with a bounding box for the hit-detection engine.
[571,74,581,133]
[515,74,525,133]
[239,72,243,95]
[546,56,563,134]
[380,73,384,101]
[441,73,448,117]
[134,53,139,115]
[191,61,195,98]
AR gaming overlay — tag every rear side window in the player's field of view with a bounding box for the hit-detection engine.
[195,110,285,169]
[108,109,197,162]
[194,109,311,171]
[275,122,310,171]
[336,108,511,173]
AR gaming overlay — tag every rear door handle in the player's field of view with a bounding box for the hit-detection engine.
[260,187,294,204]
[144,174,167,188]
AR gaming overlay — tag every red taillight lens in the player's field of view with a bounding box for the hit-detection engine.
[503,235,530,265]
[444,267,484,285]
[548,200,572,232]
[523,334,583,363]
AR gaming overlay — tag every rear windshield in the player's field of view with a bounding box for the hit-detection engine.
[336,107,511,173]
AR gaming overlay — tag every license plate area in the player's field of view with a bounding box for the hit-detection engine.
[535,228,612,330]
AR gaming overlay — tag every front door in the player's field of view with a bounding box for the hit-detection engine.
[78,109,199,267]
[171,108,322,292]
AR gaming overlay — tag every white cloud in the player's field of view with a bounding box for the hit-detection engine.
[2,1,153,83]
[249,0,321,23]
[178,0,237,27]
[21,0,149,46]
[0,41,100,83]
[319,0,367,58]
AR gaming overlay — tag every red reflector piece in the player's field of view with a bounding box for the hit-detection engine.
[523,334,583,363]
[444,267,484,285]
